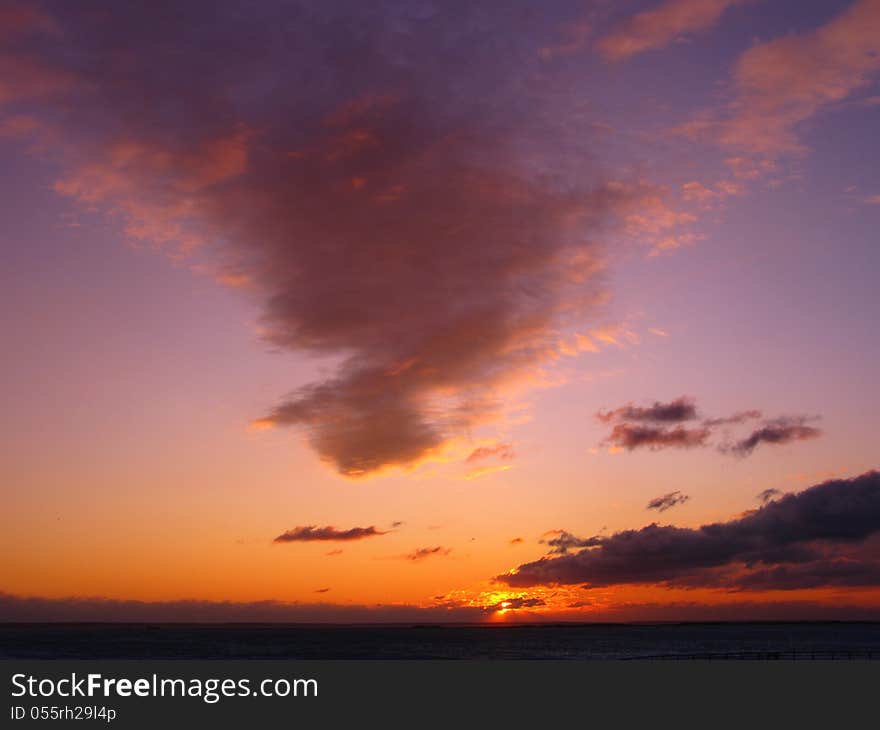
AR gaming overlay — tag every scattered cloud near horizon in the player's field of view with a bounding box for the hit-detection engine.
[2,591,878,624]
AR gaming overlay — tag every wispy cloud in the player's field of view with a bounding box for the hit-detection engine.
[647,491,690,512]
[463,464,514,481]
[703,410,762,427]
[466,442,515,463]
[683,0,880,157]
[756,488,783,504]
[540,529,603,555]
[721,417,822,457]
[596,0,751,61]
[273,525,387,543]
[401,546,452,562]
[598,396,698,424]
[603,423,711,451]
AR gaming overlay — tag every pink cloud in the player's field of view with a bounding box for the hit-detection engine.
[688,0,880,157]
[596,0,750,61]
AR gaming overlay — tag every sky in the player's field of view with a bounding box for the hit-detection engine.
[1,0,879,623]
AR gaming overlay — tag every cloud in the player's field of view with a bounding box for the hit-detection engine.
[463,464,514,481]
[703,409,762,427]
[509,537,524,545]
[402,546,452,562]
[597,396,710,451]
[0,591,488,625]
[485,596,546,612]
[680,179,743,208]
[647,491,690,512]
[466,442,515,463]
[315,587,331,593]
[3,591,878,627]
[602,423,712,451]
[723,417,822,457]
[597,396,698,423]
[539,19,592,60]
[686,0,880,157]
[540,529,602,555]
[728,557,880,591]
[0,2,679,479]
[273,525,387,543]
[596,397,818,455]
[498,470,880,590]
[596,0,750,61]
[757,488,782,504]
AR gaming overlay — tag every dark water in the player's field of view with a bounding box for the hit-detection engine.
[2,622,880,659]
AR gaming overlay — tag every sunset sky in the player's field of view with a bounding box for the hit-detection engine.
[2,0,880,622]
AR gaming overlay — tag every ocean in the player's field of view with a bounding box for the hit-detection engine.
[2,622,879,660]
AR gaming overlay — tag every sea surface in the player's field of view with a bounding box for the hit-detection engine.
[2,622,880,660]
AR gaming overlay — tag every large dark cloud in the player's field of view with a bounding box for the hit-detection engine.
[0,1,658,477]
[498,471,880,590]
[273,525,387,543]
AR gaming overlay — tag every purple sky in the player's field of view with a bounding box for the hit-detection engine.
[1,0,879,621]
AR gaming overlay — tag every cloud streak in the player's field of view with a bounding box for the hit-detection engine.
[273,525,387,543]
[401,546,452,562]
[603,423,711,451]
[647,491,690,512]
[597,396,698,423]
[722,417,822,457]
